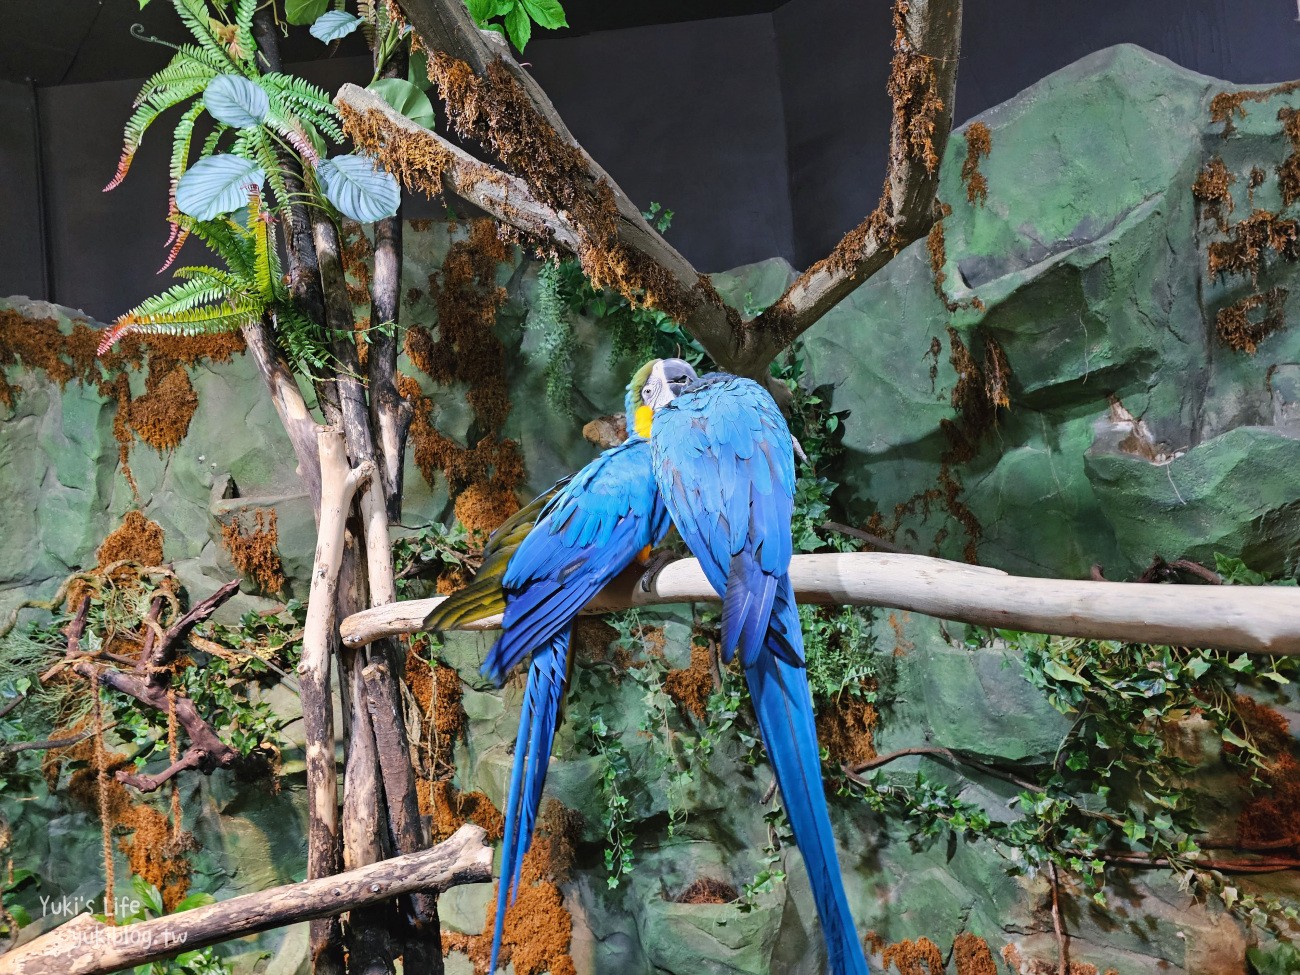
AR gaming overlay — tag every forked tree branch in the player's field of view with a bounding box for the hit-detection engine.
[0,824,491,975]
[377,0,962,378]
[338,552,1300,655]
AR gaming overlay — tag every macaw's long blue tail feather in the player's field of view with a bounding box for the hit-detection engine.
[489,630,570,973]
[744,580,870,975]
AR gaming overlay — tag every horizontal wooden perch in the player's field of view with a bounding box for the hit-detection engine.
[340,552,1300,655]
[0,824,491,975]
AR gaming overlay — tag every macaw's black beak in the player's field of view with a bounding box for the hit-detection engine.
[661,357,697,398]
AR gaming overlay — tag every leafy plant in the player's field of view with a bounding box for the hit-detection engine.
[588,713,635,887]
[114,875,232,975]
[466,0,568,53]
[98,192,326,372]
[526,260,579,416]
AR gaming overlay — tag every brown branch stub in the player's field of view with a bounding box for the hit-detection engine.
[754,0,964,360]
[0,824,492,975]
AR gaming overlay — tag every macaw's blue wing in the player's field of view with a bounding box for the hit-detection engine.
[651,375,869,975]
[428,435,668,974]
[650,374,797,666]
[485,436,670,684]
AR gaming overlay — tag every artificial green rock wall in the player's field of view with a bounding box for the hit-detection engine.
[2,44,1298,975]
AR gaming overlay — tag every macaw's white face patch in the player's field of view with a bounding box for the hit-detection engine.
[641,358,697,411]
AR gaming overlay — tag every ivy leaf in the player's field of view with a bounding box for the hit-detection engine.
[316,154,401,223]
[285,0,329,25]
[203,74,269,128]
[310,10,363,43]
[520,0,567,29]
[176,154,265,221]
[504,2,531,50]
[368,78,436,130]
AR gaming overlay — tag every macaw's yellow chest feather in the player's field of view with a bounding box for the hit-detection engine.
[634,404,654,438]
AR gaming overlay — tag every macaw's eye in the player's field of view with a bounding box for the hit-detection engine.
[642,385,654,403]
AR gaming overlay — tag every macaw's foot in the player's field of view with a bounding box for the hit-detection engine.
[638,549,683,593]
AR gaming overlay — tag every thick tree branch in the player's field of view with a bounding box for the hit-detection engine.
[390,0,962,378]
[756,0,963,351]
[338,552,1300,655]
[0,824,491,975]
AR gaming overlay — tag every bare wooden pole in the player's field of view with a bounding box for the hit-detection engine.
[338,552,1300,655]
[300,428,373,971]
[0,824,491,975]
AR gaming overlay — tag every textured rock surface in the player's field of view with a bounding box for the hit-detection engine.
[3,43,1300,975]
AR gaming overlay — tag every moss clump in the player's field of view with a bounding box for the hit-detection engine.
[1207,210,1299,283]
[816,692,878,767]
[1216,287,1288,354]
[663,643,716,722]
[219,508,285,595]
[960,121,992,205]
[1192,156,1236,232]
[952,933,998,975]
[674,876,738,904]
[128,365,198,452]
[97,510,166,569]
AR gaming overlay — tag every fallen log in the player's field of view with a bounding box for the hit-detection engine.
[338,552,1300,655]
[0,824,491,975]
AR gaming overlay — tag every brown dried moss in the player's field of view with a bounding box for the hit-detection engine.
[426,780,504,844]
[1216,287,1288,354]
[961,122,991,205]
[1233,695,1300,851]
[63,745,193,911]
[674,876,738,904]
[816,690,879,767]
[663,643,716,722]
[442,797,579,975]
[1209,80,1300,136]
[1206,210,1299,282]
[1192,156,1236,232]
[128,365,198,452]
[953,933,998,975]
[926,205,985,314]
[97,510,165,569]
[881,936,944,974]
[887,1,945,176]
[219,508,285,594]
[398,218,525,534]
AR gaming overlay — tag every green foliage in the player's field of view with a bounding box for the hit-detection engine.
[587,712,635,888]
[799,605,880,707]
[1216,553,1299,587]
[1248,942,1300,975]
[0,868,37,939]
[392,520,477,598]
[526,261,579,417]
[545,204,716,372]
[849,627,1300,930]
[465,0,568,52]
[116,875,232,975]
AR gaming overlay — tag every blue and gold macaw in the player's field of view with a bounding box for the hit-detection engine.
[641,364,870,975]
[421,358,694,972]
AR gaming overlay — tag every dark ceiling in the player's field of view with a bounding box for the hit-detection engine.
[3,0,786,87]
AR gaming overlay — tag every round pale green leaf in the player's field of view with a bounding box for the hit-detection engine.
[285,0,329,25]
[176,154,265,220]
[316,154,400,223]
[310,10,363,42]
[368,78,436,130]
[203,74,269,128]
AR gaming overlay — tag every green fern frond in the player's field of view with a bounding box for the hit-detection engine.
[168,102,206,204]
[273,304,333,374]
[171,0,238,70]
[179,216,257,281]
[132,47,223,107]
[233,0,258,72]
[129,278,248,320]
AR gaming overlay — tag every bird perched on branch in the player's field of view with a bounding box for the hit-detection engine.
[644,362,871,975]
[421,358,693,972]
